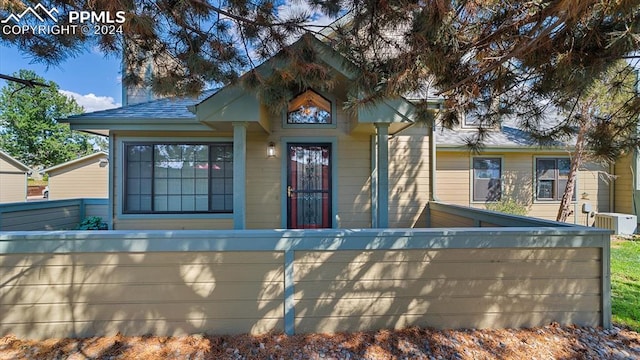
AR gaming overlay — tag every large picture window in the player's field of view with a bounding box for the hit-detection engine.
[124,143,233,213]
[472,157,502,202]
[535,158,575,201]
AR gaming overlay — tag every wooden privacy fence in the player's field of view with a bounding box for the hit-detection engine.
[0,224,611,339]
[0,198,108,231]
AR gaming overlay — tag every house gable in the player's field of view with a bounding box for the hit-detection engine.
[192,34,417,135]
[0,150,31,173]
[41,152,108,176]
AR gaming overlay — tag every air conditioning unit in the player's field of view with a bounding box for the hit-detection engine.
[594,213,637,235]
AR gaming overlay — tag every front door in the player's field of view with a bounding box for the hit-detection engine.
[287,144,332,229]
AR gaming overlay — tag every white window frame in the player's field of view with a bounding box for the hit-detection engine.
[470,156,503,203]
[533,156,577,203]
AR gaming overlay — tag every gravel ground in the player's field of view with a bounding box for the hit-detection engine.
[1,323,639,360]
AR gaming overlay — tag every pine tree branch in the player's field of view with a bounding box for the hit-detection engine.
[0,74,50,88]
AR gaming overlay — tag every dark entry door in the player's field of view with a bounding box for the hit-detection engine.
[287,144,331,229]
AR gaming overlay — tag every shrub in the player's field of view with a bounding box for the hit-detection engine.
[76,216,108,230]
[485,198,529,216]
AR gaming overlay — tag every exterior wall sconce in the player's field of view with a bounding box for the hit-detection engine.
[267,142,277,158]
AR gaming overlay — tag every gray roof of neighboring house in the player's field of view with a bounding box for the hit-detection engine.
[435,123,539,147]
[436,111,571,148]
[67,89,219,120]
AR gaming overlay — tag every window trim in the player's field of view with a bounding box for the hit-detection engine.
[282,88,338,129]
[470,156,503,203]
[533,156,577,203]
[116,136,234,219]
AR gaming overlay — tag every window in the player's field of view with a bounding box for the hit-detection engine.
[124,143,233,213]
[473,157,502,202]
[535,158,575,201]
[287,89,332,124]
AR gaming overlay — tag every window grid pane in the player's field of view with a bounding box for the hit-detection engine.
[125,145,153,212]
[473,158,501,202]
[210,144,234,212]
[536,158,575,201]
[124,143,233,214]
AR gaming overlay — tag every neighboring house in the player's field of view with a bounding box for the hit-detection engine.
[63,35,635,230]
[614,150,640,216]
[41,152,109,200]
[0,150,30,203]
[434,119,614,226]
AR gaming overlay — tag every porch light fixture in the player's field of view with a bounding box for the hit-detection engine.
[267,142,277,158]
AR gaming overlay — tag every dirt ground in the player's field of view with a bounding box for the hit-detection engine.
[1,323,639,360]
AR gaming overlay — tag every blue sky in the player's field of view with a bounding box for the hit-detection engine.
[0,0,341,114]
[0,0,340,114]
[0,44,122,111]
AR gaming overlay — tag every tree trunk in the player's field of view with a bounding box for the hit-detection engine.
[556,113,589,222]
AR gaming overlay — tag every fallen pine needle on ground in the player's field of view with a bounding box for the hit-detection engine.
[1,323,639,360]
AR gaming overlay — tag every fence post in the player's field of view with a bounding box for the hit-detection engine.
[284,249,295,335]
[601,233,612,328]
[79,199,86,224]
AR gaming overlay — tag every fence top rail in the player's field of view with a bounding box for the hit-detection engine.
[0,227,611,254]
[0,198,108,213]
[428,201,579,228]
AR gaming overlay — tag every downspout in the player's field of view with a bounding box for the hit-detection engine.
[609,162,615,213]
[429,109,439,202]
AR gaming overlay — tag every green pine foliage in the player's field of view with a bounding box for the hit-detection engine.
[2,1,639,167]
[0,69,96,168]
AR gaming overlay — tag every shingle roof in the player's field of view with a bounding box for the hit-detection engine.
[436,115,570,148]
[67,89,219,119]
[436,124,536,147]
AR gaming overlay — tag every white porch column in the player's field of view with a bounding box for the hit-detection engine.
[375,123,389,228]
[233,122,248,229]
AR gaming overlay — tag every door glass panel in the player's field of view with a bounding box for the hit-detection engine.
[288,144,331,229]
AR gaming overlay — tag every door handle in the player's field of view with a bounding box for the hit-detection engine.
[287,186,293,198]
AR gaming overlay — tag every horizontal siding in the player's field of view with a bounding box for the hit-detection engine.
[85,203,109,219]
[294,248,602,333]
[246,134,281,229]
[294,312,600,333]
[0,205,80,230]
[614,154,633,214]
[48,158,108,200]
[388,135,430,228]
[437,151,611,225]
[0,172,26,203]
[0,251,284,338]
[0,228,608,338]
